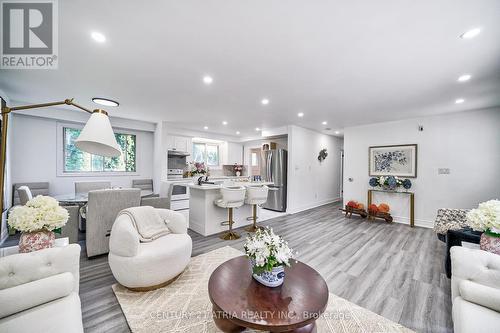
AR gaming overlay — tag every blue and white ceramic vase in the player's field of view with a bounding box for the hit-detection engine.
[251,259,285,287]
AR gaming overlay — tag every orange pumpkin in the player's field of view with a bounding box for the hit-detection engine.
[378,203,390,213]
[368,204,379,213]
[347,200,358,208]
[357,203,365,210]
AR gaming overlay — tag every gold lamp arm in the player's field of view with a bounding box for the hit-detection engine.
[0,98,94,228]
[2,98,93,114]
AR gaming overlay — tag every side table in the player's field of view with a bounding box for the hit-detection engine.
[445,228,481,278]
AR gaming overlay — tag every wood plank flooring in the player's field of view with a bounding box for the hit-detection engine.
[15,202,455,332]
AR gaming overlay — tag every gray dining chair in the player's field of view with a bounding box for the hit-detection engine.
[59,205,80,244]
[85,188,141,257]
[75,181,111,194]
[132,179,158,198]
[16,186,33,205]
[140,196,169,209]
[12,182,49,205]
[131,179,153,191]
[11,184,79,243]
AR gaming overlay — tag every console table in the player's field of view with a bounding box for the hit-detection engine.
[368,189,415,227]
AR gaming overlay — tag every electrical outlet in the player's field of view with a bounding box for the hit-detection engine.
[438,168,450,175]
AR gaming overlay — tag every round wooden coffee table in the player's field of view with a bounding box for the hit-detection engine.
[208,256,329,333]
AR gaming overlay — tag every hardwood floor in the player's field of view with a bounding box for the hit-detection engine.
[16,202,454,332]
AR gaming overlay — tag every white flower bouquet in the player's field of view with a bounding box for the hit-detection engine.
[244,227,294,275]
[8,195,69,232]
[466,199,500,235]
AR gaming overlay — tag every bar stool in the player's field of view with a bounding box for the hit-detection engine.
[214,186,246,240]
[244,185,269,232]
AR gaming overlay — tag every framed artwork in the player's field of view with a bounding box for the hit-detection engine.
[369,144,417,178]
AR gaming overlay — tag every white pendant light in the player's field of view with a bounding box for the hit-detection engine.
[75,109,121,157]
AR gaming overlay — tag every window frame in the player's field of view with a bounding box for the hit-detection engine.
[192,141,221,167]
[56,122,139,177]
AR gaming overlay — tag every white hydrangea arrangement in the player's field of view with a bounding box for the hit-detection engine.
[244,227,294,274]
[466,199,500,234]
[8,195,69,233]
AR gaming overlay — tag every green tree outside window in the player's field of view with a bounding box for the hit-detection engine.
[64,127,136,172]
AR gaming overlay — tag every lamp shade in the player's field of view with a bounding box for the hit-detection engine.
[75,110,121,157]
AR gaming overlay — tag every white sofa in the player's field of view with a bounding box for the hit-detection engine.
[108,208,192,290]
[0,244,83,333]
[451,246,500,333]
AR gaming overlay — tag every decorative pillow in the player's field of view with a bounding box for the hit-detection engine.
[433,208,470,235]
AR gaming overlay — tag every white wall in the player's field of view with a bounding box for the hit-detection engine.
[287,125,343,213]
[343,108,500,228]
[10,114,155,196]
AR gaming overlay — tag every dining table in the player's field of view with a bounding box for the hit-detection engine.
[53,189,154,204]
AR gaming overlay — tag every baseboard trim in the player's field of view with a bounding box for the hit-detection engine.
[391,215,434,229]
[288,197,342,215]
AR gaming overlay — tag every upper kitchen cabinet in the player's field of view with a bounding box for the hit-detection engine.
[167,135,191,152]
[227,142,243,164]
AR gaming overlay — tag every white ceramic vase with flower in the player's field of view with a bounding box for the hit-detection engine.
[244,227,294,287]
[8,195,69,253]
[466,199,500,255]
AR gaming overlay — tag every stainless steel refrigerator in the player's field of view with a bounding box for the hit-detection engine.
[260,149,287,212]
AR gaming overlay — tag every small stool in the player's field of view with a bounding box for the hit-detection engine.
[244,185,269,232]
[214,186,246,240]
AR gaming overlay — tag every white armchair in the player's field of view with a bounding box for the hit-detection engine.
[0,244,83,333]
[108,208,192,291]
[451,246,500,333]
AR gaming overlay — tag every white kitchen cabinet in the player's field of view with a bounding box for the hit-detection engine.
[167,135,191,152]
[227,142,243,164]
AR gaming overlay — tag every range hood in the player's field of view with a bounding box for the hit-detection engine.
[168,150,190,157]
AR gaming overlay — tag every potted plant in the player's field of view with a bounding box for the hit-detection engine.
[233,164,243,177]
[466,199,500,255]
[244,227,294,287]
[8,195,69,253]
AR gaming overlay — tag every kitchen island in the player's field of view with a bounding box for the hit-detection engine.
[188,181,283,236]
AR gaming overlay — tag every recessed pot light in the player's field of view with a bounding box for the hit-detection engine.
[92,97,119,107]
[236,131,240,135]
[455,98,465,104]
[334,131,340,135]
[255,127,261,131]
[460,28,481,39]
[457,74,471,82]
[91,31,106,43]
[204,126,208,130]
[203,76,213,85]
[222,121,228,125]
[322,121,327,125]
[297,112,304,117]
[261,99,269,105]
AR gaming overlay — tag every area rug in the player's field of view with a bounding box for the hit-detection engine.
[112,246,414,333]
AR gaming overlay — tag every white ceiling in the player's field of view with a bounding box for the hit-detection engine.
[1,0,500,137]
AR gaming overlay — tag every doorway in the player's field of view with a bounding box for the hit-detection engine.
[250,148,261,176]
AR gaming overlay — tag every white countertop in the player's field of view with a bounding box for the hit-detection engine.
[163,175,250,183]
[188,181,273,190]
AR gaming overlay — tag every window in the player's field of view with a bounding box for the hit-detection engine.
[192,142,219,166]
[251,152,258,166]
[63,127,136,173]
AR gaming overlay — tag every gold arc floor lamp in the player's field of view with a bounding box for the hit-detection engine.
[0,97,122,225]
